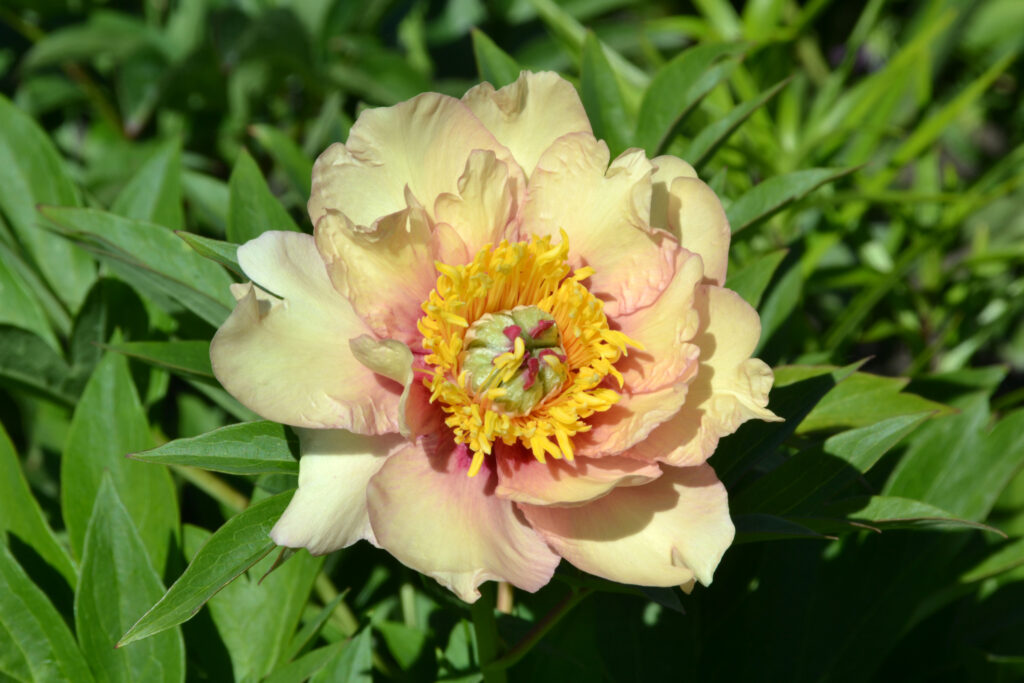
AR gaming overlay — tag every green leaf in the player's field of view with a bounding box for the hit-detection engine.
[183,525,322,682]
[182,170,230,234]
[60,350,178,572]
[684,76,791,169]
[22,11,163,70]
[727,167,855,233]
[265,642,349,683]
[471,29,521,88]
[815,495,1002,534]
[176,232,241,276]
[733,413,931,515]
[118,491,293,646]
[0,422,76,586]
[724,248,787,309]
[311,627,373,683]
[634,43,743,155]
[0,326,78,404]
[108,340,214,379]
[580,31,632,157]
[959,538,1024,584]
[76,475,185,683]
[110,139,184,230]
[131,421,299,475]
[376,621,428,670]
[250,125,314,200]
[228,149,301,244]
[796,372,952,433]
[280,591,350,664]
[732,513,830,544]
[0,96,95,311]
[41,206,234,327]
[0,544,94,683]
[0,252,60,352]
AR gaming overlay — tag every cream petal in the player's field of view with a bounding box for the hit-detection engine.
[433,149,523,257]
[308,93,522,228]
[663,177,731,285]
[366,439,560,603]
[462,71,592,178]
[650,155,697,233]
[495,446,662,507]
[615,247,703,394]
[521,463,734,587]
[522,133,675,316]
[573,382,691,458]
[270,430,404,554]
[631,285,780,467]
[314,206,435,343]
[211,232,401,433]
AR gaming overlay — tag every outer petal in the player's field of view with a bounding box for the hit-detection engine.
[366,439,560,602]
[211,232,401,433]
[270,430,404,554]
[521,463,734,587]
[661,176,731,285]
[630,285,780,467]
[462,71,592,177]
[650,155,696,233]
[522,133,675,316]
[615,247,703,394]
[574,383,690,458]
[314,204,435,343]
[495,446,662,507]
[308,93,523,228]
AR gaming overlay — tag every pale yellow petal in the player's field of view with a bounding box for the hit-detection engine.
[650,155,697,234]
[462,71,592,177]
[270,430,404,554]
[662,177,731,285]
[366,439,560,603]
[574,383,691,458]
[521,463,734,587]
[211,232,401,433]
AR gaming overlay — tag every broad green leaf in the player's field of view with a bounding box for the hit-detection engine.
[108,340,213,379]
[110,139,184,230]
[0,253,60,351]
[118,491,293,646]
[732,513,830,544]
[182,526,322,682]
[0,96,95,311]
[0,326,78,404]
[250,125,314,199]
[733,413,931,515]
[0,240,71,337]
[0,544,94,683]
[176,232,241,276]
[753,255,803,353]
[132,421,299,475]
[228,149,301,244]
[634,43,743,155]
[580,31,632,157]
[182,170,230,234]
[76,476,185,683]
[471,29,521,88]
[724,248,787,308]
[41,206,234,327]
[797,372,952,433]
[22,11,164,70]
[187,378,262,422]
[265,642,348,683]
[60,350,178,572]
[814,495,1000,534]
[312,627,373,683]
[0,422,76,585]
[715,361,865,483]
[885,404,1024,522]
[727,167,855,233]
[684,76,790,168]
[960,538,1024,584]
[376,621,428,670]
[280,591,350,664]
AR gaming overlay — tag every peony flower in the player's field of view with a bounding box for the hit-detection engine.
[211,71,779,602]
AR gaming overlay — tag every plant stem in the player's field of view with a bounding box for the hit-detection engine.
[470,583,508,683]
[488,587,592,673]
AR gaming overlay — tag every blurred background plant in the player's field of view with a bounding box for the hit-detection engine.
[0,0,1022,681]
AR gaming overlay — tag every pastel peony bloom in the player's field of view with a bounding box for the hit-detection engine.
[211,72,780,602]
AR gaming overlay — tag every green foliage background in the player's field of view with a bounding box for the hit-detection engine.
[1,0,1022,680]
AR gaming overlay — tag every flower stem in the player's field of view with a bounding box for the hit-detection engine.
[470,583,508,683]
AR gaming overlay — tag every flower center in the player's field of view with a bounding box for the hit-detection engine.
[417,234,635,476]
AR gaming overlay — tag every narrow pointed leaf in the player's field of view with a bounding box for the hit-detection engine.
[176,231,241,275]
[110,138,184,230]
[727,167,855,233]
[107,340,214,379]
[580,31,632,157]
[724,248,788,308]
[228,149,300,244]
[471,29,521,88]
[131,421,299,475]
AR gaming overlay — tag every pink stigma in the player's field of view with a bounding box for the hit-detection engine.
[529,319,555,338]
[523,357,540,390]
[503,325,522,345]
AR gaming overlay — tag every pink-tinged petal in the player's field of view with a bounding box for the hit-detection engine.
[574,383,691,458]
[521,463,734,587]
[630,285,781,467]
[366,438,560,603]
[314,205,435,343]
[270,430,404,554]
[615,247,703,394]
[663,177,731,285]
[433,149,523,258]
[211,232,401,433]
[308,93,522,228]
[495,445,662,507]
[650,155,697,233]
[462,71,592,178]
[522,133,675,316]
